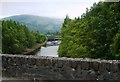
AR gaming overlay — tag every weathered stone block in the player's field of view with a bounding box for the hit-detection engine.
[81,60,90,70]
[99,61,108,72]
[110,62,119,73]
[86,70,97,80]
[90,61,100,71]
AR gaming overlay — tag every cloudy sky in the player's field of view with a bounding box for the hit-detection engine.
[0,0,101,19]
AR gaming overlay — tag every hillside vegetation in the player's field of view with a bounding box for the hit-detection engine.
[3,15,63,34]
[58,2,120,59]
[2,20,46,54]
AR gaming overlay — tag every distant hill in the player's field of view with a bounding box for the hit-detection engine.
[2,15,63,34]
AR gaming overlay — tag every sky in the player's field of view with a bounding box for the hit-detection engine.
[0,0,101,19]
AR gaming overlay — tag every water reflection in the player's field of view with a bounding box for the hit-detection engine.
[35,41,60,57]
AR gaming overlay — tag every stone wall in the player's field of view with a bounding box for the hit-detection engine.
[1,54,120,80]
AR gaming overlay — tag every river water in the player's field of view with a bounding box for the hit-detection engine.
[35,41,59,57]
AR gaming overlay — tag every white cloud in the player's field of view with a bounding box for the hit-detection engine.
[0,0,100,18]
[0,0,100,2]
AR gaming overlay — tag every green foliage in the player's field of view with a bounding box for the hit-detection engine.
[40,34,46,43]
[34,31,46,43]
[58,2,120,59]
[110,27,120,59]
[2,20,46,54]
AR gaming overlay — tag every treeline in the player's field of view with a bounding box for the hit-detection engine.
[2,20,46,54]
[58,2,120,59]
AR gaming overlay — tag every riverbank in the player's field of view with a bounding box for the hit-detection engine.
[22,39,48,55]
[22,43,41,55]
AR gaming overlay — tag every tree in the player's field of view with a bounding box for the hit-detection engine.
[58,2,120,59]
[2,20,46,54]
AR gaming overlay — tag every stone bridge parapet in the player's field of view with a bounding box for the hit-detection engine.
[1,54,120,80]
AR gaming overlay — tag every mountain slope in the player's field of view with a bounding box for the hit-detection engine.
[3,15,63,34]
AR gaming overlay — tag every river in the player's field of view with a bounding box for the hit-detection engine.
[35,41,60,57]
